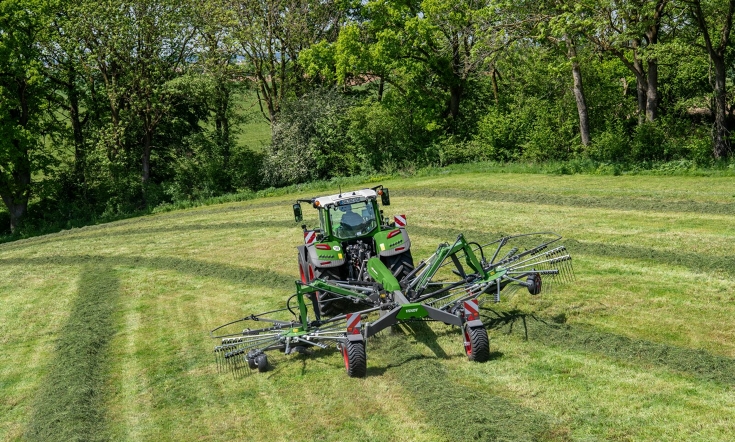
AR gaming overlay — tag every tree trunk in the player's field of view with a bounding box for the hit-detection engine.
[0,142,31,234]
[566,37,591,146]
[645,59,659,122]
[634,59,647,124]
[491,68,499,106]
[378,76,384,102]
[712,56,730,158]
[689,0,735,158]
[142,130,152,184]
[449,84,462,120]
[1,195,29,234]
[449,33,462,120]
[68,64,85,179]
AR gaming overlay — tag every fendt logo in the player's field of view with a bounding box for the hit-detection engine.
[405,308,418,313]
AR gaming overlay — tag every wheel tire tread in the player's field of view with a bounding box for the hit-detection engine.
[467,326,490,363]
[344,341,367,378]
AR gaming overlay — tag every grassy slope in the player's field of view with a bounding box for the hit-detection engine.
[1,172,734,441]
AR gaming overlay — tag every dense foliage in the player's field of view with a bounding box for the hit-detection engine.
[1,0,734,236]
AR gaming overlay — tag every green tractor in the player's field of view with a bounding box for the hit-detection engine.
[292,186,414,317]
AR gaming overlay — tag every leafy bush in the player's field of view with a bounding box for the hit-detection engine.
[263,88,355,187]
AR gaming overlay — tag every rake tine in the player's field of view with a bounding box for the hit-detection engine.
[569,257,575,282]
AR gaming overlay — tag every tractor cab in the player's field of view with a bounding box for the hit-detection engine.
[318,191,380,240]
[293,187,391,243]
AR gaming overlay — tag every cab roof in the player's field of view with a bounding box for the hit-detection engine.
[313,189,377,208]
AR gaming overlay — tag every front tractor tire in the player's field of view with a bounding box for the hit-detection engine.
[341,340,367,378]
[464,325,490,363]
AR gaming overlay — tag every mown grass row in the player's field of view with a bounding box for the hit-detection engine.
[25,265,119,442]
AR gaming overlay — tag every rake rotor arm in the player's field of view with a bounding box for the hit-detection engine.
[410,234,489,297]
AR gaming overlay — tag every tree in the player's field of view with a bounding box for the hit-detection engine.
[334,0,501,126]
[228,0,346,124]
[581,0,670,123]
[686,0,735,158]
[0,0,52,232]
[77,0,197,185]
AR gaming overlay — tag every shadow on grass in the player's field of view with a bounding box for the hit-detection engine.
[357,331,561,441]
[401,321,450,359]
[25,264,120,442]
[482,308,735,386]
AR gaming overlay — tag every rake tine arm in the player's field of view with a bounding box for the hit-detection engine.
[507,255,571,272]
[502,246,567,269]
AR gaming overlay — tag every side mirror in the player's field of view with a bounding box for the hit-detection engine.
[381,188,391,206]
[293,203,303,222]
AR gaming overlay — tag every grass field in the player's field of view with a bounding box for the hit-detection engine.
[2,171,735,441]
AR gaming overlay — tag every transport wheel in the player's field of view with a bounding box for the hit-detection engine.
[342,340,367,378]
[256,354,269,373]
[464,325,490,362]
[247,356,257,370]
[527,272,542,295]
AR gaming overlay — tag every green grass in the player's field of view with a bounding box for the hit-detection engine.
[234,90,272,151]
[2,172,735,441]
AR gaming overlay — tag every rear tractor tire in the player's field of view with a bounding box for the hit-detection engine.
[385,250,415,283]
[464,325,490,363]
[314,268,350,317]
[341,340,367,378]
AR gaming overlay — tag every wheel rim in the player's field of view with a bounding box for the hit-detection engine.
[342,345,350,371]
[464,329,472,356]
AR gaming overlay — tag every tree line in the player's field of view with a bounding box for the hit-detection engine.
[1,0,734,235]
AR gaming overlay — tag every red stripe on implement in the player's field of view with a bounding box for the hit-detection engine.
[394,214,406,227]
[464,299,479,321]
[346,313,361,333]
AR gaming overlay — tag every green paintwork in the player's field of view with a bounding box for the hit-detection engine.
[299,279,370,300]
[481,268,507,282]
[396,303,429,320]
[373,228,404,254]
[366,257,401,292]
[312,240,344,261]
[412,234,494,297]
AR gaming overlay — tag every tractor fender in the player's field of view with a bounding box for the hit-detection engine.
[305,241,346,269]
[374,227,411,257]
[296,245,310,282]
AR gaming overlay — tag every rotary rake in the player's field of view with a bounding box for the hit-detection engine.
[210,232,573,377]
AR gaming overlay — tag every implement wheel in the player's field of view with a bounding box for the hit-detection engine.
[256,354,269,373]
[342,340,367,378]
[527,272,542,295]
[464,325,490,363]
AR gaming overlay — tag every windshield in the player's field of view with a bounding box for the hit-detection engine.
[329,200,377,239]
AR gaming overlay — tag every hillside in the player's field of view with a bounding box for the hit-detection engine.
[2,172,735,441]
